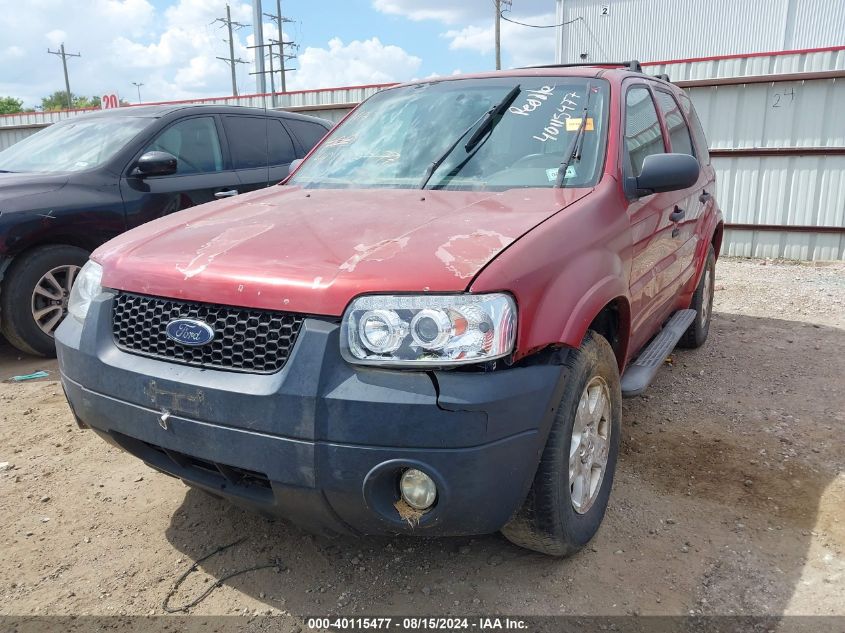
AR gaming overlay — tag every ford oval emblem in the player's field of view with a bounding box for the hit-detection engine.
[165,319,215,347]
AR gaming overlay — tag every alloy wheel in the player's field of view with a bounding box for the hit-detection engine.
[569,375,612,514]
[30,264,80,337]
[701,266,713,326]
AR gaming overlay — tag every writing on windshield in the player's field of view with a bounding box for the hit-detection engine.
[290,77,609,191]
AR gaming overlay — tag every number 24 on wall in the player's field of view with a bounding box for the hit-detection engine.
[772,87,796,108]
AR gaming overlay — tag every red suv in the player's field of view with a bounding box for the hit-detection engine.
[56,62,722,556]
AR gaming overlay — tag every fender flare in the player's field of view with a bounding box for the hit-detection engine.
[558,274,630,366]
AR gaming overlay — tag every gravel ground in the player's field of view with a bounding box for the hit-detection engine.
[0,257,843,625]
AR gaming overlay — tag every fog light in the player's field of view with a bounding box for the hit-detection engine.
[399,468,437,510]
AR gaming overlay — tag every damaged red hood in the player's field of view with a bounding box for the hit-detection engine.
[94,184,590,315]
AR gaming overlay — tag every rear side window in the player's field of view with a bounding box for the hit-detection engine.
[147,116,223,174]
[286,119,329,154]
[624,87,665,177]
[224,117,297,168]
[677,93,711,164]
[268,120,296,165]
[224,117,266,169]
[654,90,695,157]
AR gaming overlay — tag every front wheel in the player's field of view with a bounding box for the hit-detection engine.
[0,245,89,357]
[501,331,622,556]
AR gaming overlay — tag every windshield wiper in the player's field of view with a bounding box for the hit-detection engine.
[0,170,15,173]
[554,82,594,188]
[420,84,521,190]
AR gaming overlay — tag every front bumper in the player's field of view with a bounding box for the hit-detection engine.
[55,294,564,536]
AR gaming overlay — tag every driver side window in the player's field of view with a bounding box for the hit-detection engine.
[146,117,223,175]
[624,87,666,177]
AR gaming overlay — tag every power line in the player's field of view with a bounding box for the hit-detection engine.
[499,11,582,29]
[46,43,81,109]
[494,0,501,69]
[213,4,249,97]
[496,7,609,63]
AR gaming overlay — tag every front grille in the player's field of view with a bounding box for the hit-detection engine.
[112,292,303,373]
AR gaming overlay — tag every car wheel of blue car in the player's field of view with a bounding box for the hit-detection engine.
[1,244,89,357]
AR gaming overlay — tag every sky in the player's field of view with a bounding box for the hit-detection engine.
[0,0,560,108]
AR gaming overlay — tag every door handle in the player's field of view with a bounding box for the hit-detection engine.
[214,189,239,198]
[699,190,712,203]
[669,206,685,222]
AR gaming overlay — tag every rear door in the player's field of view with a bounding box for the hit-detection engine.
[652,88,702,290]
[222,115,298,193]
[121,115,239,229]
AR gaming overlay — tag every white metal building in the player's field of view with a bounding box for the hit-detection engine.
[555,0,845,260]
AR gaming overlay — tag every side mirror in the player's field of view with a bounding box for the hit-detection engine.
[281,158,304,185]
[635,153,699,195]
[132,151,178,177]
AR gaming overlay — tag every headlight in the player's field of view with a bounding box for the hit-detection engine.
[341,293,516,366]
[67,260,103,322]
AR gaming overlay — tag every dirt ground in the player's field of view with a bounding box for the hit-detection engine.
[0,257,843,624]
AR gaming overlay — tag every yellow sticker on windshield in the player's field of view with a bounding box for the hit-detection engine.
[565,117,594,132]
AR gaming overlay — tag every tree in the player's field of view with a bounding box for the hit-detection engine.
[0,96,24,114]
[40,91,103,111]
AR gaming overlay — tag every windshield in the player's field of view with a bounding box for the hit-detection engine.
[0,116,150,173]
[290,76,609,191]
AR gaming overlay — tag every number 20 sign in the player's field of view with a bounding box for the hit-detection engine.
[101,93,120,109]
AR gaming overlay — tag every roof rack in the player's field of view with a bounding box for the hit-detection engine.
[652,73,671,82]
[522,60,644,73]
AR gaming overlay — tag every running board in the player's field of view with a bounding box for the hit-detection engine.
[621,309,696,397]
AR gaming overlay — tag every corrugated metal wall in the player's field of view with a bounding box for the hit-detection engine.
[0,127,43,151]
[688,78,844,150]
[557,0,845,64]
[648,48,845,80]
[713,155,845,260]
[675,57,845,260]
[555,0,845,260]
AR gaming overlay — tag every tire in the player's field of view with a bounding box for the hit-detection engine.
[678,244,716,349]
[0,245,90,357]
[501,331,622,556]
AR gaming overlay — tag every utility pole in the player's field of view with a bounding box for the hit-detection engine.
[213,4,249,97]
[131,82,144,103]
[247,42,281,105]
[555,0,565,64]
[47,43,81,109]
[252,0,266,94]
[264,0,296,93]
[276,0,287,93]
[494,0,501,70]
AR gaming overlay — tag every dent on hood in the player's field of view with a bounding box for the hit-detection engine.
[176,224,274,279]
[435,230,512,279]
[339,237,410,273]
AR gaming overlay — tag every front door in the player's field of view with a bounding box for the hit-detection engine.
[120,115,240,229]
[623,84,686,353]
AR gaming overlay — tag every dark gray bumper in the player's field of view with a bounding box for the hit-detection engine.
[55,294,564,536]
